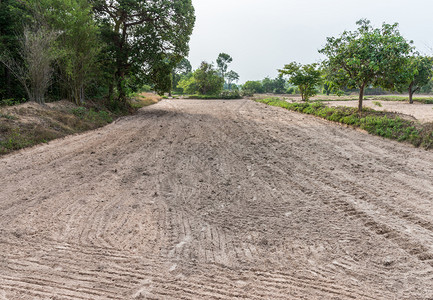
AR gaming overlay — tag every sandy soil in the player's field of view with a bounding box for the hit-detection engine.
[1,99,433,299]
[325,99,433,123]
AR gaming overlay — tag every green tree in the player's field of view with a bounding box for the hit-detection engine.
[396,55,433,104]
[39,0,100,105]
[262,77,273,93]
[172,58,192,93]
[273,76,287,94]
[278,62,321,101]
[177,62,224,95]
[91,0,195,101]
[226,70,239,90]
[193,62,224,95]
[319,19,413,111]
[216,53,232,81]
[242,81,264,94]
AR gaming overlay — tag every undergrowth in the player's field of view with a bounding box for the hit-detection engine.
[255,97,433,149]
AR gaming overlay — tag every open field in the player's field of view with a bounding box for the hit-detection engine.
[1,99,433,299]
[325,99,433,123]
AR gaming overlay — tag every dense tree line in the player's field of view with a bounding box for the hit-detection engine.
[0,0,195,106]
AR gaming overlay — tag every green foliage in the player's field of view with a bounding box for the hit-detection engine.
[71,107,112,125]
[278,62,322,100]
[319,19,413,111]
[242,81,264,94]
[220,90,241,99]
[179,62,224,95]
[255,97,432,148]
[372,101,382,107]
[172,58,192,93]
[395,55,433,103]
[216,53,233,79]
[226,70,240,90]
[91,0,196,101]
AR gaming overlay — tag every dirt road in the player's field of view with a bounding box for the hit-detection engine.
[1,99,433,299]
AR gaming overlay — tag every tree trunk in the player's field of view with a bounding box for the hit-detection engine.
[409,82,414,104]
[358,83,365,112]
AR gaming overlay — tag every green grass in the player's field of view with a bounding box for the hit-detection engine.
[255,97,433,149]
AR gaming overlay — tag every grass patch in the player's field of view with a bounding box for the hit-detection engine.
[255,97,432,149]
[372,101,382,107]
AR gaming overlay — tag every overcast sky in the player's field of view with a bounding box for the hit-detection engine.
[187,0,433,83]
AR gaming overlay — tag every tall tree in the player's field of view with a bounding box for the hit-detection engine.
[319,19,413,111]
[91,0,195,101]
[226,70,239,90]
[278,62,321,101]
[216,52,232,81]
[37,0,100,105]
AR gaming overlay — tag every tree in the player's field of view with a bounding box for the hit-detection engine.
[172,58,192,93]
[38,0,100,105]
[177,62,224,95]
[91,0,195,101]
[242,81,264,94]
[226,70,239,90]
[216,52,232,81]
[319,19,413,111]
[278,62,321,101]
[262,77,273,93]
[1,25,58,104]
[194,62,224,95]
[0,0,28,101]
[396,55,433,104]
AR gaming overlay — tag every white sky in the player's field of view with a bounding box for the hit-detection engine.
[187,0,433,83]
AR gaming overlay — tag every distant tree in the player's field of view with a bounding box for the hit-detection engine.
[178,61,223,95]
[396,55,433,104]
[319,19,413,111]
[172,58,192,93]
[242,80,264,94]
[273,76,287,94]
[262,77,273,93]
[278,62,321,101]
[226,70,239,90]
[216,52,232,80]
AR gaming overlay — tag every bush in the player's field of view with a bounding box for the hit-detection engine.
[220,90,242,99]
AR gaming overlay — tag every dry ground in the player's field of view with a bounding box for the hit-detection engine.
[1,99,433,299]
[325,99,433,123]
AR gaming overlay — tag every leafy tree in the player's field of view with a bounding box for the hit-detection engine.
[216,53,232,80]
[262,77,273,93]
[178,62,223,95]
[319,19,413,111]
[38,0,100,105]
[172,58,192,93]
[278,62,321,101]
[273,76,287,94]
[91,0,195,101]
[396,55,433,103]
[242,81,264,94]
[193,62,224,95]
[226,70,239,90]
